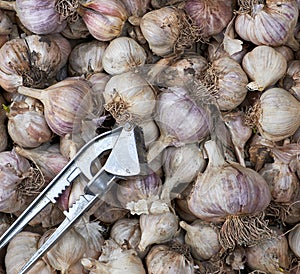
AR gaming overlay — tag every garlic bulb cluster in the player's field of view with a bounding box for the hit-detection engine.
[187,140,272,249]
[235,0,299,50]
[103,71,156,124]
[102,37,147,75]
[7,96,52,148]
[145,244,194,274]
[0,34,62,93]
[242,45,287,91]
[5,231,54,274]
[69,41,108,77]
[79,0,128,42]
[18,77,93,136]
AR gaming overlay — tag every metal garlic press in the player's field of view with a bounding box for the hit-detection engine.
[0,123,147,274]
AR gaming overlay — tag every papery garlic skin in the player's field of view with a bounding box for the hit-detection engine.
[139,120,159,148]
[242,46,287,91]
[140,7,181,56]
[145,244,194,274]
[235,0,299,50]
[69,41,108,77]
[138,210,179,251]
[16,0,67,34]
[5,231,54,274]
[0,35,62,93]
[288,224,300,257]
[0,94,8,152]
[102,37,147,75]
[79,0,128,42]
[256,88,300,142]
[103,71,156,123]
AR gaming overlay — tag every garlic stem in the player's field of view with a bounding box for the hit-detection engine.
[204,140,226,167]
[147,137,170,164]
[18,86,44,101]
[0,1,16,11]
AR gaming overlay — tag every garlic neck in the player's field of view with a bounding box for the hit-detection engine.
[204,140,226,167]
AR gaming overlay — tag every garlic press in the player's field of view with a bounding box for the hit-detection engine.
[0,123,147,274]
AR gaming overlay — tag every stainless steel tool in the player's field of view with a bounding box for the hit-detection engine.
[0,123,147,274]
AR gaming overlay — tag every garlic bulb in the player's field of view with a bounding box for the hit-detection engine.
[81,239,146,274]
[18,77,93,136]
[138,209,179,251]
[102,37,147,75]
[140,7,181,56]
[155,53,208,88]
[110,218,141,250]
[15,143,68,183]
[281,60,300,101]
[69,41,108,77]
[40,228,86,273]
[242,46,287,91]
[0,149,35,213]
[160,143,206,203]
[0,94,8,152]
[7,97,53,148]
[139,120,159,148]
[5,231,54,274]
[103,71,156,124]
[246,228,290,274]
[180,220,221,260]
[251,88,300,142]
[0,34,62,93]
[273,46,294,63]
[145,244,194,274]
[202,56,248,111]
[187,140,272,249]
[184,0,234,39]
[147,86,210,163]
[117,172,162,214]
[235,0,299,51]
[79,0,128,41]
[288,224,300,257]
[15,0,67,34]
[122,0,150,17]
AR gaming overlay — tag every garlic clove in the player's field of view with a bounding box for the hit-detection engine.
[242,45,287,91]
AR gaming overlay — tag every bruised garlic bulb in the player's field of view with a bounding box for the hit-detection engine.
[102,37,147,75]
[288,224,300,257]
[161,143,206,203]
[0,35,62,93]
[138,209,179,251]
[246,228,290,274]
[40,228,86,273]
[187,140,272,250]
[140,7,181,56]
[103,71,156,124]
[180,220,221,260]
[235,0,299,50]
[202,56,248,111]
[5,231,54,274]
[78,0,128,41]
[145,244,194,274]
[242,46,287,91]
[18,78,93,136]
[7,97,53,148]
[81,239,146,274]
[68,41,108,77]
[250,88,300,142]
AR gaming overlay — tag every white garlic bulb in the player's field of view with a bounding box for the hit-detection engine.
[288,224,300,257]
[138,210,179,251]
[81,239,146,274]
[5,231,55,274]
[68,40,108,77]
[145,244,194,274]
[139,120,159,148]
[102,37,147,75]
[103,71,156,124]
[242,45,287,91]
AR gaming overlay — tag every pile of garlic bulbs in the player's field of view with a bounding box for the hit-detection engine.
[0,0,300,273]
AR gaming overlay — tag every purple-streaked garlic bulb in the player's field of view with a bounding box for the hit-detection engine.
[187,140,272,250]
[78,0,129,42]
[17,77,93,136]
[147,86,210,163]
[7,96,53,148]
[0,149,35,213]
[0,35,62,93]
